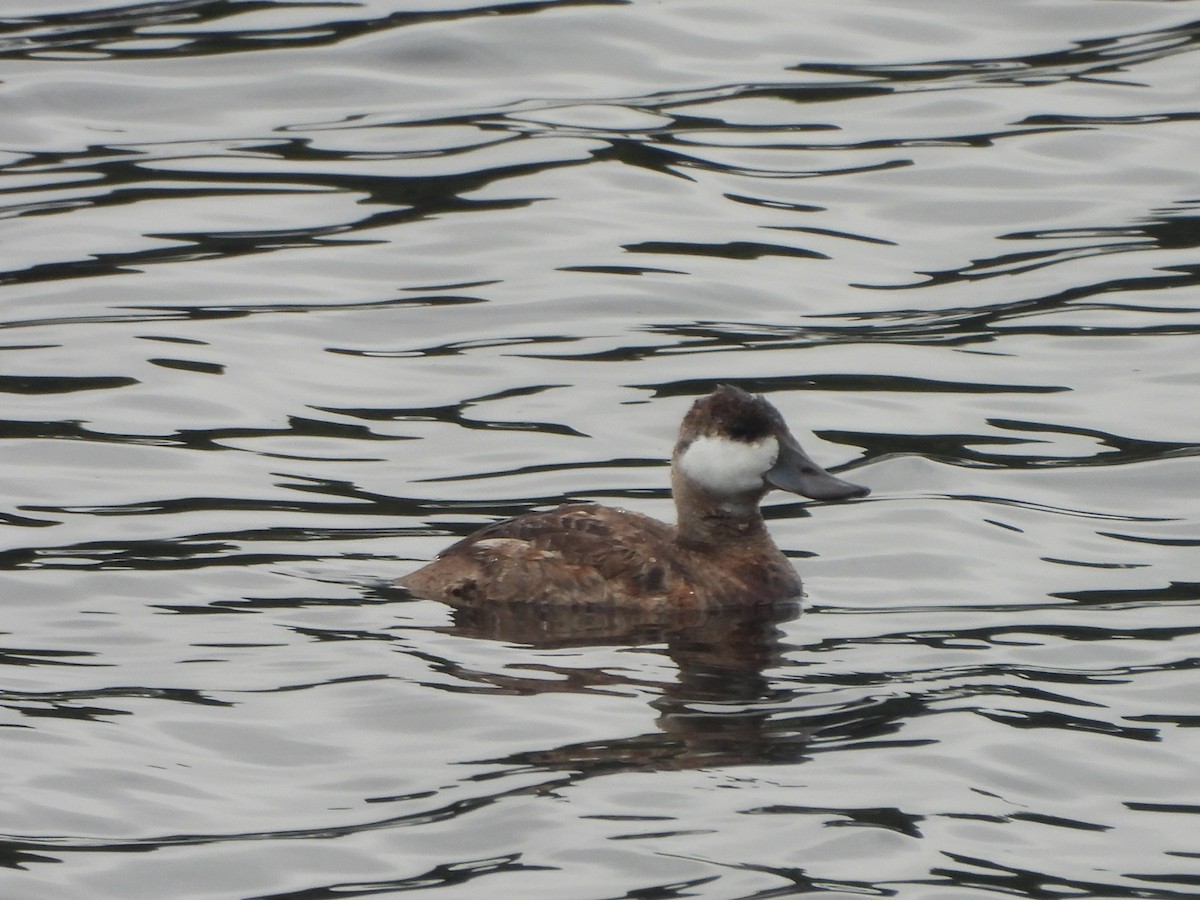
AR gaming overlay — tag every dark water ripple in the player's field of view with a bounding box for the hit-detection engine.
[0,0,629,62]
[3,0,1200,897]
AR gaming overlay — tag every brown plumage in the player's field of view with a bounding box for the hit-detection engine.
[399,386,868,608]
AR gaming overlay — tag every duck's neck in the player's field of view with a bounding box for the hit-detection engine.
[671,474,773,549]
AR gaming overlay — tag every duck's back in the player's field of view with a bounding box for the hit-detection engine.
[399,503,690,606]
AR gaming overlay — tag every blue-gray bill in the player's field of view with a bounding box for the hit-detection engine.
[765,433,870,501]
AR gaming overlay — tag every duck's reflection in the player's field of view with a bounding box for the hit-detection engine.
[440,598,843,771]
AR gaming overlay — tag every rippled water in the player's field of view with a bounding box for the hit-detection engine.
[3,1,1200,897]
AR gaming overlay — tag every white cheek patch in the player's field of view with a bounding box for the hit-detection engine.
[678,435,779,495]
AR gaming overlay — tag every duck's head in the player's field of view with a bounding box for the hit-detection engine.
[671,385,869,514]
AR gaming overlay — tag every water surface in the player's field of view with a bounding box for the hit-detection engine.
[2,1,1200,897]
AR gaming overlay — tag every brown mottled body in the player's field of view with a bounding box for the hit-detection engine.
[399,386,868,608]
[399,502,802,608]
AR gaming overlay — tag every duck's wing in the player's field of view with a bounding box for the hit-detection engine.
[399,503,684,605]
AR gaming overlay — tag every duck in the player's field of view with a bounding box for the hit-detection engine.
[399,385,868,607]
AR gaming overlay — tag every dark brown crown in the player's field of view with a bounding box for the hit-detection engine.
[681,385,783,443]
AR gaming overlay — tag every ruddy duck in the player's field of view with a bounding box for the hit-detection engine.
[399,385,868,607]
